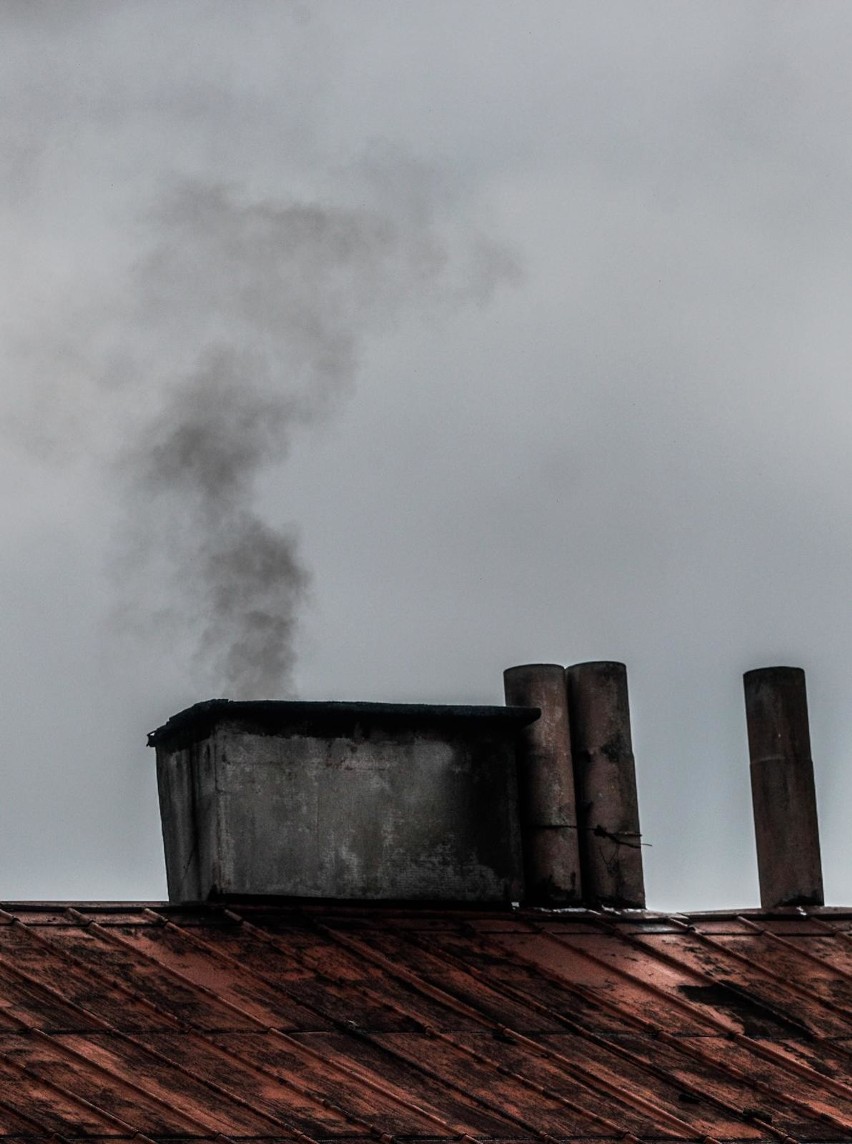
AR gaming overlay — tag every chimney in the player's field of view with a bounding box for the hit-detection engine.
[503,664,583,905]
[743,667,824,909]
[148,699,536,903]
[565,661,645,908]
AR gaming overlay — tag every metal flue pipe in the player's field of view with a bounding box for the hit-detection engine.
[565,661,645,908]
[744,666,824,909]
[504,664,583,904]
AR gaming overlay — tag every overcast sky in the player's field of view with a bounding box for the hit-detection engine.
[2,1,852,909]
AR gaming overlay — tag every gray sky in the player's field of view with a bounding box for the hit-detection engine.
[1,1,852,909]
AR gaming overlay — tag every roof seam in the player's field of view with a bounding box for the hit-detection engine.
[665,913,852,1033]
[232,907,694,1141]
[155,906,575,1142]
[140,905,500,1139]
[66,907,397,1144]
[321,911,720,1139]
[516,913,852,1139]
[0,909,260,1137]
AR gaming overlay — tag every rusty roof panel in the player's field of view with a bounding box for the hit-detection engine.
[2,904,852,1139]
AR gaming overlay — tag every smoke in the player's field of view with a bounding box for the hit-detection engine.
[112,177,518,698]
[0,8,519,701]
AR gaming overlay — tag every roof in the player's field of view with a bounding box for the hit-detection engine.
[148,700,539,749]
[1,902,852,1140]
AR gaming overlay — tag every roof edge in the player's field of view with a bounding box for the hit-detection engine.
[148,698,541,748]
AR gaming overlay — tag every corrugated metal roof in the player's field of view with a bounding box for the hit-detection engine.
[1,902,852,1141]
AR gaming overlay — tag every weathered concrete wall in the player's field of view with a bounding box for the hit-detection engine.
[151,700,536,902]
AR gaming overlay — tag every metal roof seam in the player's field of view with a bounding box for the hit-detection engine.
[345,913,722,1140]
[0,917,251,1136]
[0,902,848,1142]
[0,906,201,1033]
[2,974,318,1137]
[0,1034,162,1140]
[218,909,485,1137]
[392,909,834,1138]
[143,905,512,1140]
[515,914,852,1139]
[395,924,741,1139]
[567,911,852,1101]
[226,905,682,1140]
[14,915,352,1139]
[466,920,823,1139]
[660,913,852,1033]
[800,910,852,948]
[734,912,852,987]
[66,907,423,1144]
[172,906,628,1143]
[415,918,756,1136]
[176,907,609,1142]
[590,912,816,1039]
[0,1085,83,1139]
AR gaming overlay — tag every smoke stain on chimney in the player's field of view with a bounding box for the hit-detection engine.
[111,175,519,699]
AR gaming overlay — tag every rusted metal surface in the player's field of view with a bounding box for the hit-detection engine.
[565,660,646,906]
[2,903,852,1138]
[744,667,824,908]
[503,664,583,904]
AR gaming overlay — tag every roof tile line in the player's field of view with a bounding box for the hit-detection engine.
[334,913,723,1141]
[735,913,852,988]
[138,907,501,1144]
[515,915,852,1140]
[661,914,852,1033]
[238,908,686,1143]
[0,906,311,1139]
[0,907,330,1143]
[0,1084,82,1140]
[162,907,588,1144]
[588,913,812,1040]
[800,911,852,949]
[391,915,777,1144]
[429,918,775,1142]
[0,928,244,1137]
[0,1033,161,1142]
[466,922,832,1144]
[588,910,852,1096]
[796,913,852,1006]
[158,902,613,1144]
[67,907,404,1144]
[213,910,480,1144]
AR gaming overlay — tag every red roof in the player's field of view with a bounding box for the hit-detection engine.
[1,901,851,1140]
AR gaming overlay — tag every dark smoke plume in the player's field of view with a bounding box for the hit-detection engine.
[115,179,517,698]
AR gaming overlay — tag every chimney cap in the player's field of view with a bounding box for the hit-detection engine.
[148,698,540,751]
[744,665,805,684]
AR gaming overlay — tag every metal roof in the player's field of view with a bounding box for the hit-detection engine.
[1,902,852,1141]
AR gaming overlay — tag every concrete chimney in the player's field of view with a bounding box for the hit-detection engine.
[564,661,645,908]
[743,667,824,909]
[149,699,536,903]
[503,664,583,905]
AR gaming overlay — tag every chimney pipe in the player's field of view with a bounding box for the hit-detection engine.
[565,661,645,908]
[743,667,824,909]
[504,664,583,905]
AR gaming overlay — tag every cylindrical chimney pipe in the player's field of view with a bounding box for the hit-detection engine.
[504,664,583,905]
[744,667,824,909]
[565,661,645,908]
